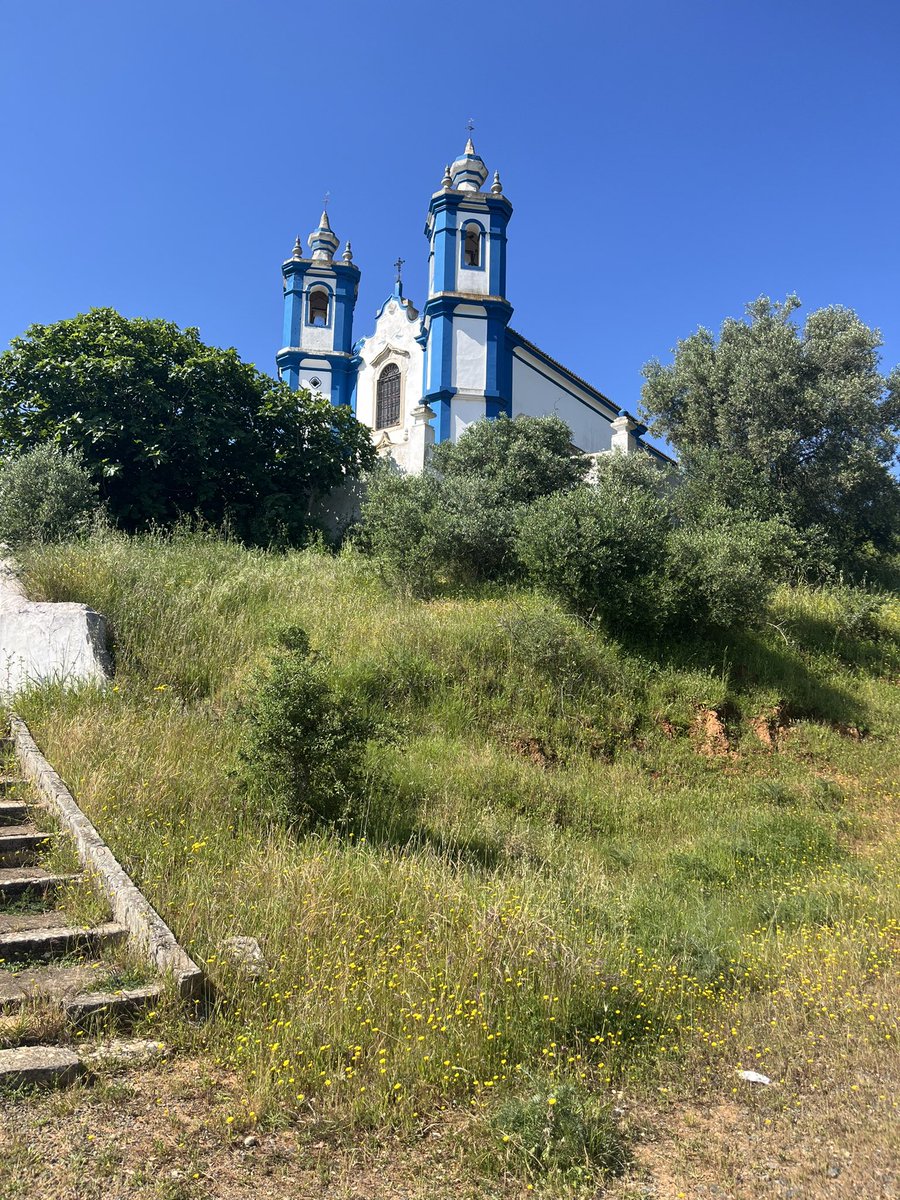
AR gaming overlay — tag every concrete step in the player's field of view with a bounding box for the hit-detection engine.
[0,827,54,867]
[0,868,80,901]
[0,800,29,826]
[0,910,73,936]
[0,1044,83,1089]
[0,777,26,795]
[0,962,101,1011]
[66,982,162,1023]
[0,921,128,961]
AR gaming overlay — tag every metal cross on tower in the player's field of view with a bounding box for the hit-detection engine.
[394,256,405,282]
[322,190,331,209]
[466,117,475,136]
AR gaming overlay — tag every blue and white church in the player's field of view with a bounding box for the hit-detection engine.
[276,138,665,474]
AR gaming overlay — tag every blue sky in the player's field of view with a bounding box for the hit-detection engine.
[2,0,898,423]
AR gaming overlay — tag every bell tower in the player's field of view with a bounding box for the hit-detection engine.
[276,208,360,408]
[422,137,514,442]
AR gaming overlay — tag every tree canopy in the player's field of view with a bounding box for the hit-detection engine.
[430,412,588,505]
[0,308,375,542]
[641,296,900,564]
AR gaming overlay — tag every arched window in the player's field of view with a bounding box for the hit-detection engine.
[307,286,330,326]
[463,225,481,268]
[376,363,401,428]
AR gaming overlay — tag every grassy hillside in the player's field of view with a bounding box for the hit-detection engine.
[12,528,900,1196]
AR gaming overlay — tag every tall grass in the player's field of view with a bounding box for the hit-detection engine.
[16,528,900,1184]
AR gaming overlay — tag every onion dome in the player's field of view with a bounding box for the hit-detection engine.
[450,137,489,192]
[307,209,340,262]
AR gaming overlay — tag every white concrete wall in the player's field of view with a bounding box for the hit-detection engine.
[451,396,487,442]
[511,351,615,454]
[451,309,487,393]
[0,562,111,698]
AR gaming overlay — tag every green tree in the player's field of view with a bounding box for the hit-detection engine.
[430,413,588,504]
[0,308,375,542]
[641,296,900,564]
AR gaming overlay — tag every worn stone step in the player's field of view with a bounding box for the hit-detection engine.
[0,910,72,935]
[0,827,54,867]
[0,1044,84,1089]
[66,982,162,1023]
[0,800,29,826]
[0,921,128,961]
[0,962,102,1011]
[0,868,80,901]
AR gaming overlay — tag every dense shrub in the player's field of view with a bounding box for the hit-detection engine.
[359,467,521,594]
[431,412,588,504]
[515,480,671,632]
[0,444,100,545]
[666,511,794,631]
[238,625,374,828]
[0,308,375,542]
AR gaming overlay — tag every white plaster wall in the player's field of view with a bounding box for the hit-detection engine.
[354,296,424,438]
[298,363,332,399]
[451,314,487,393]
[300,319,333,353]
[451,396,487,443]
[512,353,614,454]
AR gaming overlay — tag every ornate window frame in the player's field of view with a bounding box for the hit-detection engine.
[370,345,409,430]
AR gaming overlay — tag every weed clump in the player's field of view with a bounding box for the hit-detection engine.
[489,1078,628,1184]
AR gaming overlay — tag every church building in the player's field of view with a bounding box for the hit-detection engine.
[276,138,666,473]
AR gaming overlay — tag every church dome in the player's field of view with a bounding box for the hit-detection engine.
[449,137,489,192]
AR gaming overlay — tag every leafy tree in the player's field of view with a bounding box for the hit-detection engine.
[0,444,100,545]
[430,413,588,504]
[641,296,900,564]
[0,308,375,542]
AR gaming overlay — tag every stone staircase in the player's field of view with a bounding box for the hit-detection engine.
[0,736,173,1088]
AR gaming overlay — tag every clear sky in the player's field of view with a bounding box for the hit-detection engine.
[2,0,898,423]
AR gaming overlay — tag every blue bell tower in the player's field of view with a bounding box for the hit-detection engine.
[276,209,360,408]
[422,138,514,442]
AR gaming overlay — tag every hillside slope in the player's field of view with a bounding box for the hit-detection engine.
[5,530,898,1198]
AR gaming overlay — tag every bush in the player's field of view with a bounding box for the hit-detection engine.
[238,625,374,828]
[0,308,375,542]
[515,481,671,632]
[431,412,588,505]
[666,511,794,632]
[0,444,100,545]
[358,465,521,594]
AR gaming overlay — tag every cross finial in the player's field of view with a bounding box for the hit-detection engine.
[322,190,331,210]
[394,256,405,282]
[466,117,475,136]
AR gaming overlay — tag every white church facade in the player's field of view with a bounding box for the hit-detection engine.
[276,138,667,473]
